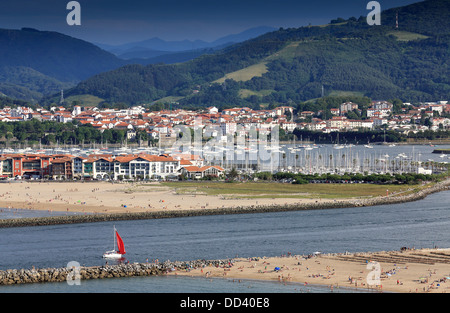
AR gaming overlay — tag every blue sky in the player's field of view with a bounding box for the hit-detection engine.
[0,0,421,45]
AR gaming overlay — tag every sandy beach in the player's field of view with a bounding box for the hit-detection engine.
[169,248,450,293]
[0,181,343,214]
[0,181,449,293]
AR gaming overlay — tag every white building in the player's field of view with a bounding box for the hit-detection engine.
[367,108,391,118]
[88,154,180,180]
[181,165,225,179]
[373,118,388,127]
[339,102,358,115]
[281,122,297,132]
[72,106,82,116]
[361,120,374,129]
[113,155,180,180]
[220,122,237,136]
[206,106,219,114]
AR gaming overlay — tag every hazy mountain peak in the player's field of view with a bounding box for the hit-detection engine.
[98,26,277,54]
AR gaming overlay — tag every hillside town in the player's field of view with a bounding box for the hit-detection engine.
[0,99,448,181]
[0,100,449,143]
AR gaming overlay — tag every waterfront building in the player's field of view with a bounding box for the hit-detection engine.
[112,154,180,180]
[0,154,52,179]
[51,157,73,179]
[181,165,224,179]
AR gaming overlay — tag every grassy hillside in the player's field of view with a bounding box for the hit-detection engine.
[64,94,105,107]
[387,30,429,41]
[63,0,450,108]
[214,62,269,83]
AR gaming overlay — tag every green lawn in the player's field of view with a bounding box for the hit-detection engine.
[238,89,275,99]
[387,31,429,42]
[214,62,269,83]
[160,182,419,199]
[65,94,104,106]
[327,90,366,98]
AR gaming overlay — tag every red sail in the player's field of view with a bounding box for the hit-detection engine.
[115,231,126,255]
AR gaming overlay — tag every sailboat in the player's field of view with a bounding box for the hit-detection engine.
[364,140,374,149]
[103,226,126,259]
[333,133,344,150]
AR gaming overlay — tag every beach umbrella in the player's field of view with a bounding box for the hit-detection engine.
[274,267,280,271]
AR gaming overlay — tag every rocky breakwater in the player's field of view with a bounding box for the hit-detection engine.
[348,178,450,208]
[0,179,449,228]
[0,263,164,285]
[0,259,233,286]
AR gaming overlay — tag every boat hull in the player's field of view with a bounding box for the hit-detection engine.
[103,251,124,259]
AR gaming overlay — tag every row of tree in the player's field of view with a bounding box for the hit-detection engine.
[292,128,406,144]
[0,120,151,145]
[265,171,449,185]
[0,119,448,146]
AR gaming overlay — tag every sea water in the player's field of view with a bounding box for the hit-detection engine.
[0,190,448,293]
[0,275,368,293]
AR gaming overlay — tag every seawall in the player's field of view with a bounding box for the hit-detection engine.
[433,149,450,154]
[0,259,232,286]
[0,179,449,228]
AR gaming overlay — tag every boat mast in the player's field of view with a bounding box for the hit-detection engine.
[113,225,116,252]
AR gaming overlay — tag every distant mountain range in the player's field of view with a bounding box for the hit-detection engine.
[61,0,450,107]
[98,26,278,65]
[97,26,277,58]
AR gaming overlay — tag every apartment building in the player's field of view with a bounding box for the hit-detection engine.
[0,154,52,178]
[0,153,182,181]
[112,154,180,180]
[339,102,359,116]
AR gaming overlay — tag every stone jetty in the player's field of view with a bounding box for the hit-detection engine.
[432,149,450,154]
[0,259,233,286]
[0,179,449,228]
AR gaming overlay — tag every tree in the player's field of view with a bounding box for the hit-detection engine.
[102,129,113,143]
[392,99,403,114]
[424,118,433,128]
[227,167,239,181]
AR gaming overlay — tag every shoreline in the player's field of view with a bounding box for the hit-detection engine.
[0,179,449,228]
[168,248,450,293]
[1,248,449,293]
[208,276,378,293]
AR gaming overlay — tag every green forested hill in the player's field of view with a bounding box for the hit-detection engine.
[0,66,74,102]
[64,0,450,107]
[0,28,125,82]
[0,28,126,101]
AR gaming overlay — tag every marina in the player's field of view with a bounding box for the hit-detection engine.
[2,143,449,178]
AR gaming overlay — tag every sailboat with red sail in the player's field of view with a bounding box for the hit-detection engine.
[103,226,126,259]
